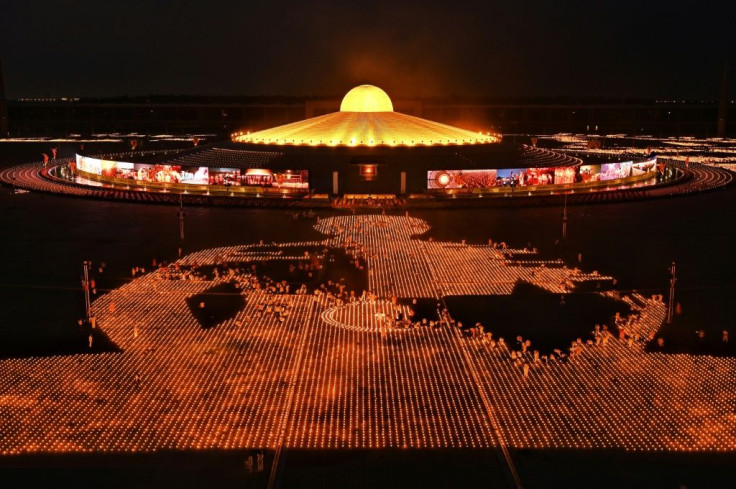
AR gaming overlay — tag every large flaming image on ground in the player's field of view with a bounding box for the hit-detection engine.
[233,85,499,147]
[0,215,734,455]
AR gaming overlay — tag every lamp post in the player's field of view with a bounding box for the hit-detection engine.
[82,260,92,319]
[178,195,185,242]
[562,194,568,239]
[666,261,677,324]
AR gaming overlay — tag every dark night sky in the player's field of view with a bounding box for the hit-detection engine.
[1,0,733,99]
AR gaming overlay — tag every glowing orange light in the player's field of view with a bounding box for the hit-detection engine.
[233,85,500,147]
[360,165,377,178]
[436,172,451,186]
[340,85,393,112]
[0,215,731,455]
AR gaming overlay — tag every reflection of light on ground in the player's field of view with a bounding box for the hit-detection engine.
[0,215,735,455]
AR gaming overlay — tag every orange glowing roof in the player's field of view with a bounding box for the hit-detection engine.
[233,85,499,147]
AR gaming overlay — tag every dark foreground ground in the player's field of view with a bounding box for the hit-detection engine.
[0,448,732,489]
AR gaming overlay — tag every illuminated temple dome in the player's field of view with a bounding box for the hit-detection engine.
[233,85,499,147]
[340,84,394,112]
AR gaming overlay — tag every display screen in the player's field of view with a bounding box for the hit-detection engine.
[271,169,309,189]
[496,168,525,186]
[601,161,633,181]
[208,168,240,186]
[632,157,657,175]
[76,155,106,175]
[426,160,655,191]
[427,169,498,189]
[75,155,309,190]
[243,169,309,189]
[523,167,555,186]
[131,164,182,183]
[554,166,576,184]
[180,167,210,185]
[429,167,559,189]
[576,164,601,183]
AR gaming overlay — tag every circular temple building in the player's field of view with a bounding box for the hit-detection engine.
[63,85,660,200]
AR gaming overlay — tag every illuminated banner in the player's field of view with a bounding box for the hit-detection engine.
[554,166,576,184]
[76,155,105,175]
[243,169,309,189]
[132,164,182,183]
[426,157,657,191]
[523,167,555,186]
[632,157,657,175]
[76,155,183,182]
[75,155,310,190]
[274,169,310,190]
[601,161,633,181]
[496,168,525,186]
[429,167,559,189]
[577,164,601,183]
[428,169,497,189]
[180,167,209,185]
[209,168,240,186]
[498,168,555,186]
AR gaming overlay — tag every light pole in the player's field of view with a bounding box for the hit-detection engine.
[666,261,677,324]
[82,260,92,319]
[562,194,568,239]
[178,195,185,242]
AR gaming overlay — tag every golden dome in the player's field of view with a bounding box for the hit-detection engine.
[340,85,393,112]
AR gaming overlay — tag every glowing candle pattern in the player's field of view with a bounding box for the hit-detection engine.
[0,215,734,455]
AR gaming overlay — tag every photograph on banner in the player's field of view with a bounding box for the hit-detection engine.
[554,166,576,184]
[576,164,601,183]
[601,161,633,180]
[427,169,498,189]
[632,158,657,175]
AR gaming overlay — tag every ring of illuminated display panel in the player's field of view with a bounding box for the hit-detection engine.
[60,85,662,199]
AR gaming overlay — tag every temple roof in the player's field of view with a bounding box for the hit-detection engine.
[233,85,499,148]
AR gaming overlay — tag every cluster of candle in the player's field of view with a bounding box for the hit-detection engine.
[315,215,437,298]
[0,160,98,196]
[320,300,415,333]
[463,296,736,451]
[1,215,735,455]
